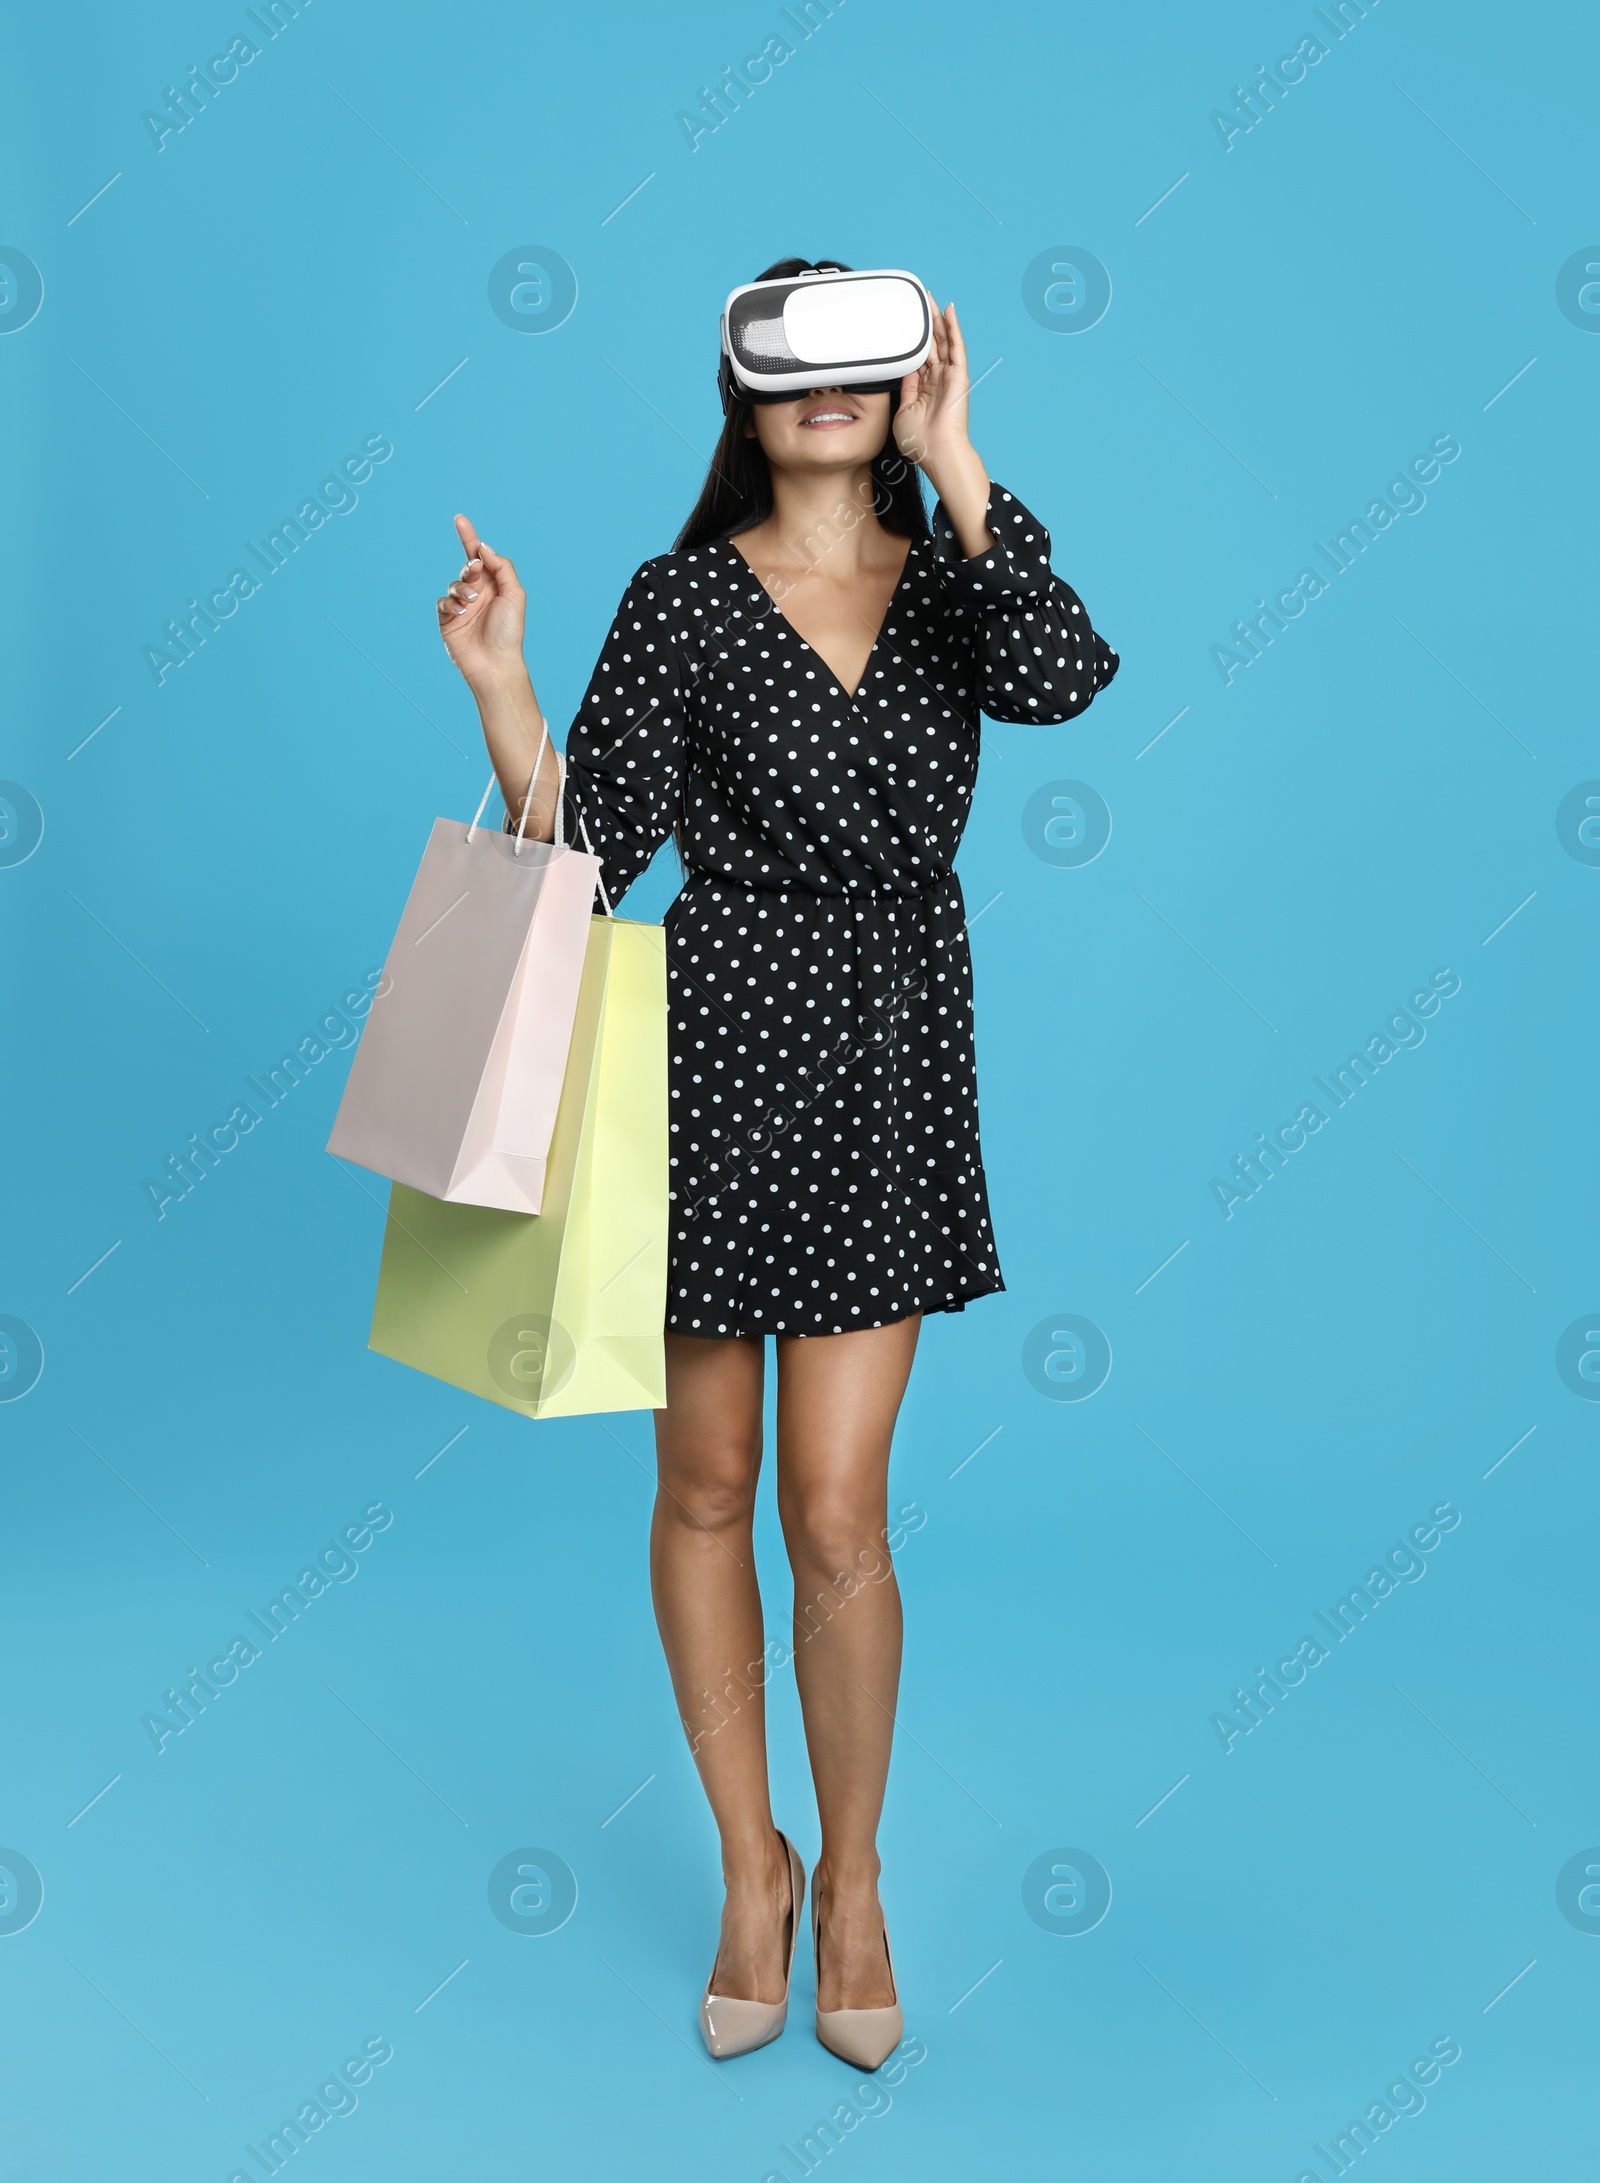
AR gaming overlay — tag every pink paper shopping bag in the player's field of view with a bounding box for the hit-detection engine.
[327,780,601,1214]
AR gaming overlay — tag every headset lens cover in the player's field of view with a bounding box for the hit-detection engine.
[721,270,932,400]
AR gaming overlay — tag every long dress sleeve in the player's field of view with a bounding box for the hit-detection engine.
[557,562,686,902]
[930,482,1119,724]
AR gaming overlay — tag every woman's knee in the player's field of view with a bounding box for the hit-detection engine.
[654,1335,764,1533]
[655,1435,762,1535]
[781,1484,888,1579]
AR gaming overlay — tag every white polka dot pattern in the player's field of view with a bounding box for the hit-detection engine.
[556,484,1119,1337]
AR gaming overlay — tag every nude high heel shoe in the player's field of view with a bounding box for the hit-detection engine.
[813,1893,904,2070]
[698,1831,806,2060]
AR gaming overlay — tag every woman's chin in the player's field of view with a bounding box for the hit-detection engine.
[775,438,881,473]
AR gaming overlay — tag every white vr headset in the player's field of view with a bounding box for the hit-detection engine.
[718,267,934,410]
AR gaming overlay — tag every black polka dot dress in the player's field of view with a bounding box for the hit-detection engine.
[558,484,1119,1338]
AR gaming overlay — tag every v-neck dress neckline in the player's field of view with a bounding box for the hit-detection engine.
[723,534,919,703]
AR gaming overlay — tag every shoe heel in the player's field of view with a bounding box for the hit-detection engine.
[698,1831,806,2060]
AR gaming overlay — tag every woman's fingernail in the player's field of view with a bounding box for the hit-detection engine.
[468,557,481,568]
[465,588,478,599]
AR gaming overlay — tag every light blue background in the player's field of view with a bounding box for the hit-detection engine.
[5,2,1596,2176]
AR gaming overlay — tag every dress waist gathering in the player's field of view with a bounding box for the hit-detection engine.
[679,861,953,902]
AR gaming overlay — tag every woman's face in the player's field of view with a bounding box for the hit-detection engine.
[747,385,893,474]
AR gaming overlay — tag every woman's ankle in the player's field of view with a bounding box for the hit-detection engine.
[721,1823,786,1889]
[813,1852,882,1903]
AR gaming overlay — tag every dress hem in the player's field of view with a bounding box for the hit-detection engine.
[664,1273,1006,1342]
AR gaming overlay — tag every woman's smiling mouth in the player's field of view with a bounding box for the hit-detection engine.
[798,406,859,429]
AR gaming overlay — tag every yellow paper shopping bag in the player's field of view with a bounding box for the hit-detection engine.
[367,916,668,1418]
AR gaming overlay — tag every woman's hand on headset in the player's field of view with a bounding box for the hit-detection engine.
[437,514,529,693]
[895,302,994,559]
[894,299,974,469]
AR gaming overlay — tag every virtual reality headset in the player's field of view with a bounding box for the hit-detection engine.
[718,267,934,410]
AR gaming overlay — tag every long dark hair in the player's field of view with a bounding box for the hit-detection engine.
[675,257,930,551]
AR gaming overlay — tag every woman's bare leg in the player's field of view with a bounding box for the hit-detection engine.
[775,1316,920,2011]
[651,1331,792,2004]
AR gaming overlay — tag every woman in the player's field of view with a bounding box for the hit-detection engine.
[437,259,1118,2065]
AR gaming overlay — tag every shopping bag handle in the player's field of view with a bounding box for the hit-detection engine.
[566,754,615,918]
[467,717,551,854]
[465,731,613,918]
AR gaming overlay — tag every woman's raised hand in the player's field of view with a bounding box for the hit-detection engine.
[893,299,974,470]
[893,300,994,558]
[438,514,556,838]
[437,514,528,691]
